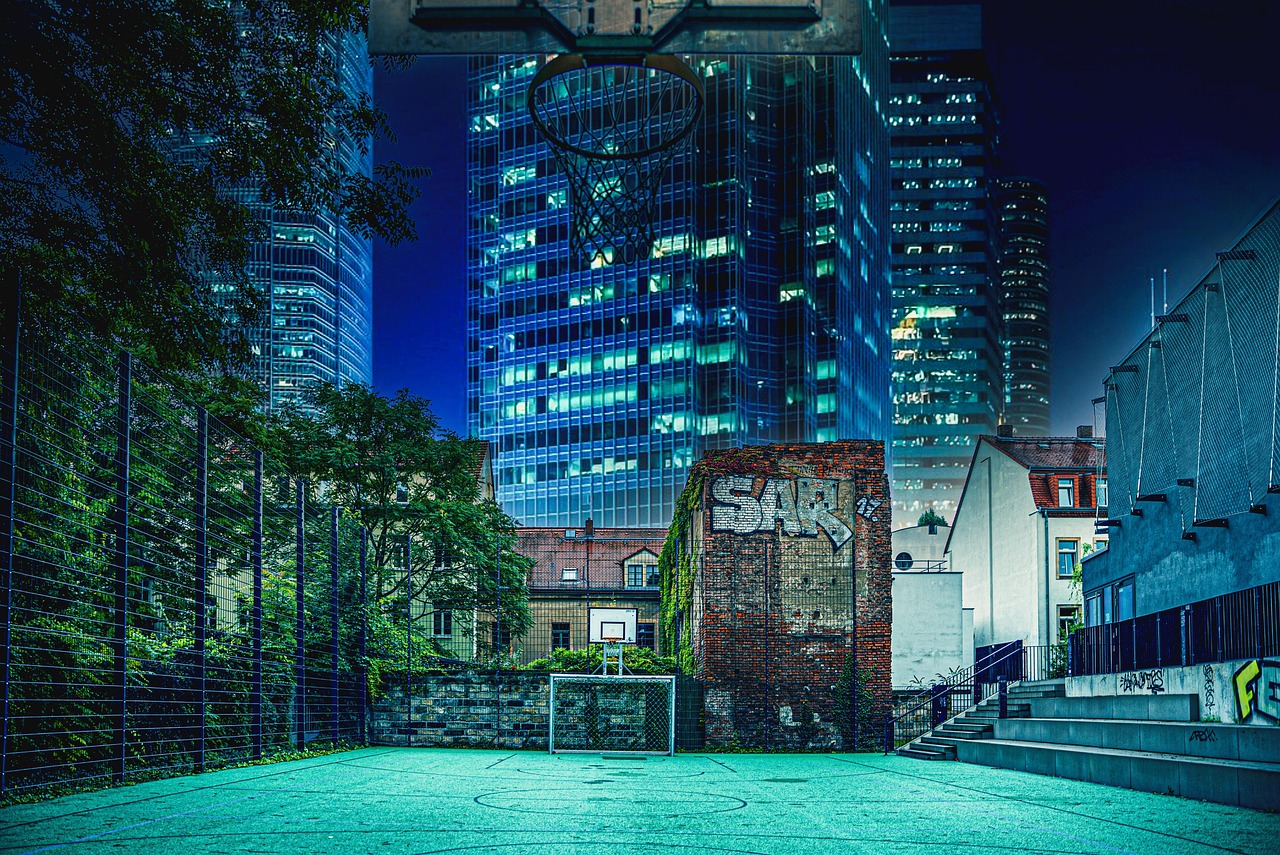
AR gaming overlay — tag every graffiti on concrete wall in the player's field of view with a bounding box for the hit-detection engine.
[1233,659,1280,723]
[709,476,856,549]
[1202,664,1217,719]
[1117,668,1166,694]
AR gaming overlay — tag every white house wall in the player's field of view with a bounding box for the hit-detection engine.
[890,571,965,688]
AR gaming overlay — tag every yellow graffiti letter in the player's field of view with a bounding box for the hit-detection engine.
[1234,659,1261,721]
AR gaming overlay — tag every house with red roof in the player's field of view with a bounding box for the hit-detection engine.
[945,426,1106,650]
[512,524,667,665]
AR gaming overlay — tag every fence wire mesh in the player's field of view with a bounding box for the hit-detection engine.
[1106,212,1280,524]
[0,308,368,799]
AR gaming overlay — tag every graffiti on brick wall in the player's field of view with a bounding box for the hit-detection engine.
[709,475,854,549]
[1233,659,1280,723]
[1117,668,1165,694]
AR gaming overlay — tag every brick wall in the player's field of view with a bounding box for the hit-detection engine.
[683,441,892,750]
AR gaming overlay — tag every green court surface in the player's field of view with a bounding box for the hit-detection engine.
[1,748,1276,855]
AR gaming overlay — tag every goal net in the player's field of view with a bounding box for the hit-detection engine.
[549,674,676,755]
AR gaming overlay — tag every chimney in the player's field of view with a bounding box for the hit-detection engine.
[996,424,1014,438]
[1076,425,1094,439]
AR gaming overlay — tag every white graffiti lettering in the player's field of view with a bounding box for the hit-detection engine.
[708,476,854,549]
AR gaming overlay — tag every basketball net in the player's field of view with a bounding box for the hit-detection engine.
[528,54,705,265]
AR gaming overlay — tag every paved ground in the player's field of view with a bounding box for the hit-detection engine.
[1,747,1277,854]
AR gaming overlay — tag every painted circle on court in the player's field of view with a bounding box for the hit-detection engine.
[474,787,746,816]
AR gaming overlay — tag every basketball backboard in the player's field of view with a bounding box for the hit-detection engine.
[588,607,638,644]
[369,0,862,56]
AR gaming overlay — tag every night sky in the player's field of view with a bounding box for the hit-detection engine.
[370,0,1280,438]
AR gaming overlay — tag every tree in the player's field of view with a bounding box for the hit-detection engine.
[270,383,532,662]
[917,508,947,527]
[2,0,424,376]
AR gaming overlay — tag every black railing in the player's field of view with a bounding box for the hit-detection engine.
[883,643,1054,753]
[1070,580,1280,676]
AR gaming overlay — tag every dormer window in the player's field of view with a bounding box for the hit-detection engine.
[1058,479,1075,508]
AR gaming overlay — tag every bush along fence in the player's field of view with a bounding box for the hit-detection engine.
[0,307,370,801]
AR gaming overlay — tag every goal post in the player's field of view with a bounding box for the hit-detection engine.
[548,674,676,755]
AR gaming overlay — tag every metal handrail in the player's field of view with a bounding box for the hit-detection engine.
[882,641,1029,754]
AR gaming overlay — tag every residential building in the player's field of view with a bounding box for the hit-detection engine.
[1083,198,1280,625]
[466,2,892,528]
[946,429,1105,649]
[891,522,974,689]
[997,178,1052,435]
[887,1,1005,525]
[511,526,667,666]
[192,28,374,414]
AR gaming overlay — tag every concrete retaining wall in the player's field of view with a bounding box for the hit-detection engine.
[1068,658,1279,726]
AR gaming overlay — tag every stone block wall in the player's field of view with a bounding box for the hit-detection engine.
[682,441,892,750]
[371,672,550,749]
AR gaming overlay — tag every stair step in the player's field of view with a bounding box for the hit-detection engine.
[933,727,986,740]
[955,738,1280,811]
[898,746,950,761]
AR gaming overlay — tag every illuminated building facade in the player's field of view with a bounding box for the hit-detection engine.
[888,1,1003,524]
[997,177,1052,436]
[466,4,893,527]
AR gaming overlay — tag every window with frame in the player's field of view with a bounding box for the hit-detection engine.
[1056,605,1081,641]
[1056,539,1079,578]
[1058,479,1075,507]
[637,623,655,650]
[433,609,453,637]
[1096,477,1108,507]
[561,567,578,583]
[551,622,569,650]
[1114,576,1135,621]
[627,562,660,587]
[492,623,512,652]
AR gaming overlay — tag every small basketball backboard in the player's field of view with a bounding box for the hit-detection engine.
[369,0,862,56]
[588,607,638,644]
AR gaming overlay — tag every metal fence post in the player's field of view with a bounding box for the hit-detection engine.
[930,683,946,728]
[998,675,1008,718]
[358,528,367,745]
[251,452,263,760]
[0,286,21,796]
[882,712,892,754]
[193,408,208,771]
[404,534,412,748]
[330,507,339,747]
[110,352,132,783]
[295,478,306,750]
[495,542,502,749]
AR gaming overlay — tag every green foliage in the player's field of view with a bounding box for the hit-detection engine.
[917,508,947,527]
[523,646,679,675]
[269,382,533,664]
[832,654,880,751]
[3,0,423,379]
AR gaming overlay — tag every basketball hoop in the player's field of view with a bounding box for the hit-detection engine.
[527,53,705,264]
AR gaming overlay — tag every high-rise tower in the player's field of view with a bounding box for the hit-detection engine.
[198,29,374,414]
[466,5,892,528]
[887,0,1003,524]
[997,177,1052,435]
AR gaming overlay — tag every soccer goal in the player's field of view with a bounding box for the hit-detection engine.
[548,674,676,755]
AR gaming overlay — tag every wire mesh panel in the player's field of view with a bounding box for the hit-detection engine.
[548,674,674,755]
[0,308,370,800]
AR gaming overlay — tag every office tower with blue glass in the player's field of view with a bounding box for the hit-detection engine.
[888,0,1004,524]
[198,30,374,414]
[466,5,893,528]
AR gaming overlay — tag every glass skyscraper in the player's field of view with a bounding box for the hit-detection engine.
[466,4,892,528]
[997,177,1052,436]
[887,1,1003,524]
[195,29,374,414]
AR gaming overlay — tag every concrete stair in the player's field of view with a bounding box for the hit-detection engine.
[896,679,1065,761]
[951,691,1280,811]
